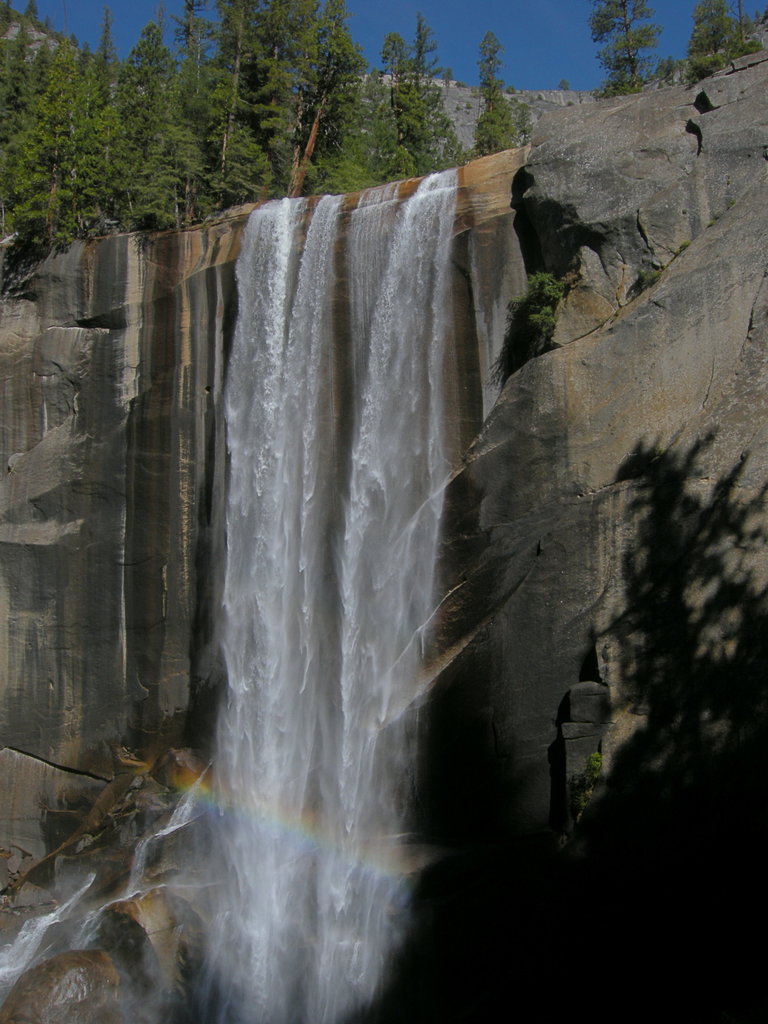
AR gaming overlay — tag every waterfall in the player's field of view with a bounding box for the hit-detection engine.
[204,169,456,1024]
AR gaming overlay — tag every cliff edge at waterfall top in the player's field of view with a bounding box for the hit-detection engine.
[1,11,768,1024]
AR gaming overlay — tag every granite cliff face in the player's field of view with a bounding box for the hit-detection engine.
[425,50,768,838]
[1,50,767,1022]
[417,51,768,1023]
[0,220,244,777]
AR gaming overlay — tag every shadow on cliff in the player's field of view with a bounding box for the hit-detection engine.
[371,438,768,1024]
[566,438,768,1023]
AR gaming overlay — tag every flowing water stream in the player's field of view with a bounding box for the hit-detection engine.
[0,170,457,1023]
[205,170,457,1024]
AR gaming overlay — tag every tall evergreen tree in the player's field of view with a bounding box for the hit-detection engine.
[0,21,47,231]
[378,16,461,180]
[589,0,660,95]
[412,12,437,87]
[94,8,119,104]
[96,7,118,68]
[381,31,424,179]
[211,0,271,205]
[115,21,179,228]
[287,0,365,196]
[174,0,212,59]
[73,50,122,233]
[250,0,319,192]
[473,31,517,157]
[409,13,462,173]
[10,41,81,244]
[172,0,215,222]
[213,0,251,182]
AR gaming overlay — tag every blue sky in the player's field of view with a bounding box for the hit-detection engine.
[32,1,699,91]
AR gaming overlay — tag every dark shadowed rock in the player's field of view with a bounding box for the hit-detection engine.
[567,681,610,724]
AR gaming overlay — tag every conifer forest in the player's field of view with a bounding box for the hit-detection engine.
[0,0,763,248]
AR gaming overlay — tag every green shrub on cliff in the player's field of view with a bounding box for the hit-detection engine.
[570,751,603,822]
[492,272,565,385]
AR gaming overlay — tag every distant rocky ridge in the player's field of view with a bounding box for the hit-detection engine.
[425,9,768,150]
[437,80,595,149]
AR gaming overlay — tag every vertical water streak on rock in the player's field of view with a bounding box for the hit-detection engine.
[212,170,456,1024]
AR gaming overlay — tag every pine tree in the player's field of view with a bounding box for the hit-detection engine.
[287,0,365,196]
[0,21,44,232]
[409,13,462,174]
[93,8,119,104]
[412,13,437,85]
[589,0,660,95]
[473,32,517,157]
[378,16,461,181]
[251,0,319,192]
[171,0,215,222]
[211,0,271,206]
[213,0,252,188]
[686,0,760,82]
[115,21,179,228]
[69,51,121,233]
[97,8,118,69]
[10,41,81,245]
[174,0,212,60]
[308,70,384,194]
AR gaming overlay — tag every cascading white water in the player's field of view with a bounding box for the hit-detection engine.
[207,170,456,1024]
[0,875,95,992]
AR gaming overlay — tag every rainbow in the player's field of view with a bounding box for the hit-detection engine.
[173,771,418,897]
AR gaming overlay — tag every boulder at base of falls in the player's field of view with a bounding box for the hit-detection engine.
[92,886,205,1014]
[0,950,123,1024]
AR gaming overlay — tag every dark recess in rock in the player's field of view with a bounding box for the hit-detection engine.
[694,89,716,113]
[685,117,703,154]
